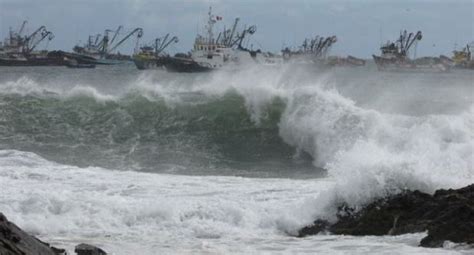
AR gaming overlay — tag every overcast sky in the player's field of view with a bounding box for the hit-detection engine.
[0,0,473,58]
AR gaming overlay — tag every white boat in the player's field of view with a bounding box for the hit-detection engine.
[165,7,281,72]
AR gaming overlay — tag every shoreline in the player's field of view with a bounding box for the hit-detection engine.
[2,185,473,254]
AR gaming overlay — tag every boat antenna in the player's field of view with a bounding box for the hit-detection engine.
[207,6,215,49]
[196,19,199,37]
[379,26,383,47]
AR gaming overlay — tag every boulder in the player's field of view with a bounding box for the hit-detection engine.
[298,184,474,248]
[75,243,107,255]
[0,212,65,255]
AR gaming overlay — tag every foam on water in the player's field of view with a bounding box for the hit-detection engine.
[0,77,50,96]
[280,84,473,215]
[0,66,473,253]
[0,149,324,254]
[1,150,471,254]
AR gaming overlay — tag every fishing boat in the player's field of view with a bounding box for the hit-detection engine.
[133,34,178,70]
[164,7,281,72]
[326,55,366,67]
[164,8,234,72]
[0,20,29,57]
[451,43,474,69]
[282,35,365,68]
[0,21,63,66]
[372,30,449,72]
[73,26,143,65]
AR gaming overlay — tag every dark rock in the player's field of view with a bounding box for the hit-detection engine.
[0,212,66,255]
[420,186,474,247]
[298,184,474,248]
[298,219,330,237]
[75,243,107,255]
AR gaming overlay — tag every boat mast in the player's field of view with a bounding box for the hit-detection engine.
[109,26,123,45]
[27,29,54,53]
[23,26,46,53]
[227,18,240,46]
[206,6,214,52]
[18,21,28,37]
[107,28,143,54]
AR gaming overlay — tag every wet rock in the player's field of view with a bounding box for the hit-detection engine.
[420,185,474,247]
[298,219,330,237]
[299,184,474,248]
[0,212,65,255]
[75,243,107,255]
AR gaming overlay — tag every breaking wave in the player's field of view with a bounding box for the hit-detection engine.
[0,66,473,225]
[0,85,301,176]
[280,85,473,220]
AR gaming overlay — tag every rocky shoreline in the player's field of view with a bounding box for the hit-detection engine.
[2,185,473,253]
[299,184,474,248]
[0,213,106,255]
[0,213,65,255]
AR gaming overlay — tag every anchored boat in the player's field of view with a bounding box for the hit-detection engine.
[0,21,62,66]
[372,30,449,72]
[133,34,178,70]
[164,7,281,73]
[164,8,236,72]
[451,43,474,69]
[73,26,143,65]
[282,35,365,68]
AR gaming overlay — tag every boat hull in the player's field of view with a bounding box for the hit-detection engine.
[372,55,449,73]
[65,61,96,69]
[164,57,213,73]
[133,56,168,70]
[93,59,128,65]
[50,51,129,66]
[0,56,64,66]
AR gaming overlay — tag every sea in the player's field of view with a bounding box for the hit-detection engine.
[0,63,472,254]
